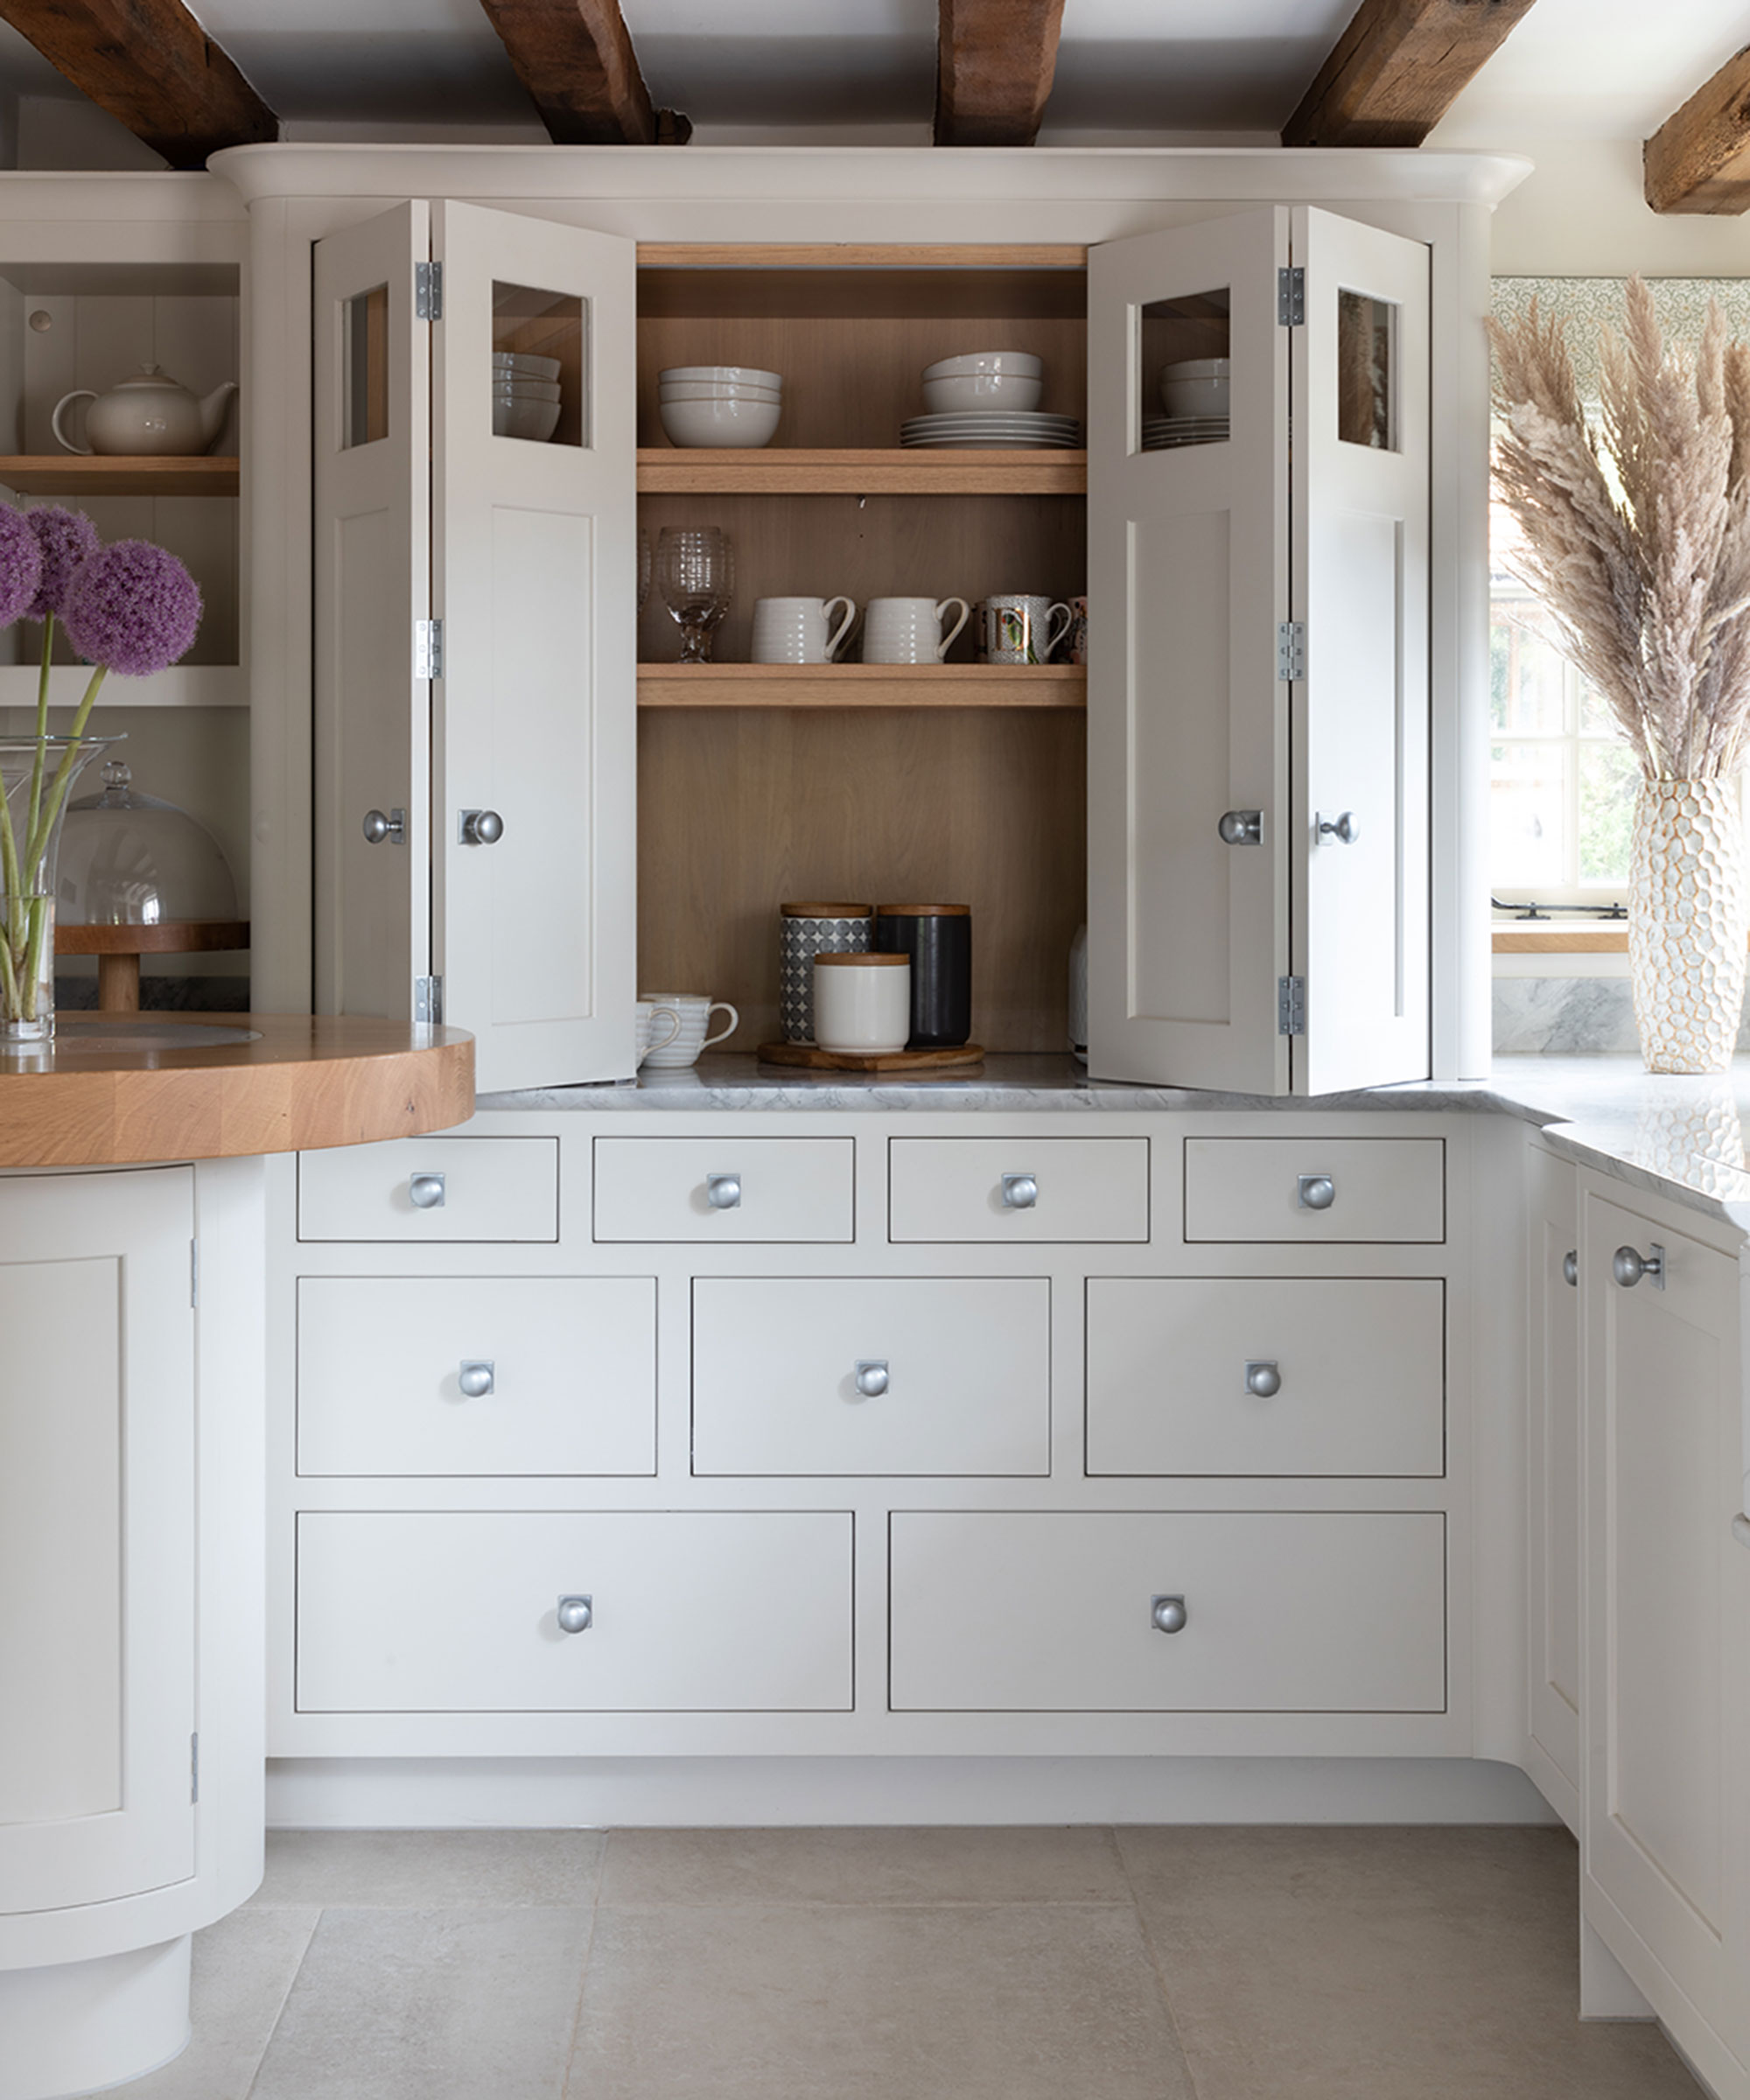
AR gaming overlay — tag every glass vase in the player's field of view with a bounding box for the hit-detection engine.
[0,735,121,1049]
[1628,777,1749,1074]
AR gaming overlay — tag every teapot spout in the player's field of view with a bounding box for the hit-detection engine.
[199,381,239,450]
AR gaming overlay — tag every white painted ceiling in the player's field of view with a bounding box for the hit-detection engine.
[0,0,1746,147]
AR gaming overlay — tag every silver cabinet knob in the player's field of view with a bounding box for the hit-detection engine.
[1218,809,1263,846]
[362,806,405,846]
[1151,1594,1188,1634]
[1318,810,1360,845]
[408,1172,446,1210]
[1562,1250,1578,1288]
[1243,1360,1281,1397]
[458,1361,494,1398]
[1732,1514,1750,1551]
[1001,1173,1038,1209]
[1297,1172,1335,1210]
[458,808,504,846]
[854,1359,889,1398]
[556,1594,592,1634]
[705,1173,742,1210]
[1613,1242,1665,1291]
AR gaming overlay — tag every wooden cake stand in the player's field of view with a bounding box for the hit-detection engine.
[55,918,250,1012]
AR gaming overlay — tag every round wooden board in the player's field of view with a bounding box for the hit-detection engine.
[0,1013,474,1168]
[756,1040,985,1073]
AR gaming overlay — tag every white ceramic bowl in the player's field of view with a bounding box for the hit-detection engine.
[659,364,783,389]
[922,350,1043,382]
[494,397,561,442]
[660,395,781,447]
[920,372,1044,413]
[493,350,561,380]
[1159,358,1231,418]
[659,381,782,402]
[492,378,562,402]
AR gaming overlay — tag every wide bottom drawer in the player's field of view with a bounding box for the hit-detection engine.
[297,1511,853,1712]
[889,1510,1446,1712]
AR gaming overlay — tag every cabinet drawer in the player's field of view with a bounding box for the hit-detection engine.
[1183,1138,1444,1243]
[298,1136,558,1243]
[593,1137,853,1242]
[692,1278,1050,1476]
[296,1510,852,1712]
[888,1138,1149,1242]
[297,1278,655,1477]
[1086,1278,1444,1477]
[889,1511,1446,1712]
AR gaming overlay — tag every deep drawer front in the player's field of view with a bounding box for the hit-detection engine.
[692,1278,1050,1476]
[1086,1278,1445,1477]
[889,1511,1446,1712]
[296,1510,853,1712]
[298,1136,558,1243]
[1183,1138,1445,1243]
[298,1278,656,1477]
[888,1137,1148,1242]
[593,1137,853,1242]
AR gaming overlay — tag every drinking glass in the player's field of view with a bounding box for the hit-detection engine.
[656,526,733,662]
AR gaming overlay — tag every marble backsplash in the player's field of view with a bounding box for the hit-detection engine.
[1494,976,1750,1054]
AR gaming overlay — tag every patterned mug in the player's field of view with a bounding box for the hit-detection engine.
[978,594,1072,665]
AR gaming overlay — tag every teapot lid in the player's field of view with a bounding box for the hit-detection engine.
[113,363,188,389]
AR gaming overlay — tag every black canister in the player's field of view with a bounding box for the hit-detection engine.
[874,904,972,1048]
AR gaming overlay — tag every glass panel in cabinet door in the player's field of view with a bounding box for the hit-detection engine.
[1138,288,1230,453]
[1336,290,1396,452]
[492,283,585,448]
[342,285,389,449]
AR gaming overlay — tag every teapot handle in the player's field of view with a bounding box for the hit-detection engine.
[52,391,96,457]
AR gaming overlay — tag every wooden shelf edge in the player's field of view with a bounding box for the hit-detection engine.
[637,447,1085,495]
[637,664,1086,710]
[1493,928,1631,953]
[638,243,1089,270]
[0,454,239,498]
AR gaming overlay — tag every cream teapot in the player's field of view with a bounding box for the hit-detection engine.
[52,364,238,458]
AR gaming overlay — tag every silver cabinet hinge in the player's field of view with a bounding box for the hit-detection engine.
[190,1732,200,1804]
[1278,976,1306,1037]
[190,1239,199,1309]
[415,976,443,1024]
[416,259,442,320]
[1278,265,1305,326]
[416,618,443,681]
[1277,621,1306,682]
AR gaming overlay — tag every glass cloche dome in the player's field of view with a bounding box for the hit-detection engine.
[58,761,238,926]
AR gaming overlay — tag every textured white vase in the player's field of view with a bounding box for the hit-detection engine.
[1628,778,1748,1074]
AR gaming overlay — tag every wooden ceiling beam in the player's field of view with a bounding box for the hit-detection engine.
[934,0,1066,149]
[1644,46,1750,214]
[0,0,275,168]
[1281,0,1538,149]
[473,0,689,146]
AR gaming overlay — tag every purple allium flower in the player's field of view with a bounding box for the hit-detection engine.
[24,506,102,623]
[62,539,202,676]
[0,503,44,628]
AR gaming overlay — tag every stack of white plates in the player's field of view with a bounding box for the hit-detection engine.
[901,410,1082,450]
[1142,416,1229,452]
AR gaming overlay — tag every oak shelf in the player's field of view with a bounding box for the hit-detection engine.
[637,662,1086,710]
[0,455,240,498]
[636,448,1085,496]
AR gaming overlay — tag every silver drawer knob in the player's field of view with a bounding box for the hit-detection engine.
[1562,1250,1578,1288]
[361,806,405,846]
[1001,1173,1038,1209]
[854,1359,889,1399]
[458,1360,494,1398]
[1318,810,1360,845]
[1243,1360,1281,1398]
[705,1172,742,1210]
[1297,1172,1335,1210]
[1613,1242,1665,1291]
[458,808,504,846]
[1151,1594,1188,1634]
[408,1172,446,1210]
[556,1594,592,1634]
[1218,809,1263,846]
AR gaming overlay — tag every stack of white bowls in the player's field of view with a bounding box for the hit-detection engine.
[494,351,561,442]
[659,366,783,449]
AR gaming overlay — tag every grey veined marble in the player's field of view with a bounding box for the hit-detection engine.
[1494,976,1750,1057]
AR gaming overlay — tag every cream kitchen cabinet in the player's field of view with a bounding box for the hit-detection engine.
[1523,1140,1581,1834]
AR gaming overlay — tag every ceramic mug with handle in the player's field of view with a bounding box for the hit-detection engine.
[862,596,970,664]
[638,992,738,1068]
[750,596,857,664]
[635,1001,682,1067]
[978,594,1072,665]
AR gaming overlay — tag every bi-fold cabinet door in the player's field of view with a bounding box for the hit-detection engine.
[1087,206,1430,1096]
[312,200,637,1092]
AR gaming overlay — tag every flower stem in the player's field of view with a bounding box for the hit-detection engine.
[24,663,106,874]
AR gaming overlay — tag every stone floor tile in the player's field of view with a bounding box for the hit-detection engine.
[248,1829,606,1909]
[123,1908,319,2100]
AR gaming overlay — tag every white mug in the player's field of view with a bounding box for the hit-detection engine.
[638,991,738,1068]
[978,594,1072,665]
[751,595,857,665]
[635,1001,682,1067]
[813,952,910,1054]
[863,596,970,664]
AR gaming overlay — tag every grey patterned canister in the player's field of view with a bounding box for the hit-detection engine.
[780,902,872,1043]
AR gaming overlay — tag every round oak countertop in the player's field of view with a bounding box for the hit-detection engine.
[0,1013,475,1168]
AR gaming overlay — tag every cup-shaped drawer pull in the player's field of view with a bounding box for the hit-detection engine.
[1297,1172,1335,1211]
[458,1360,494,1398]
[1151,1594,1188,1634]
[853,1359,889,1398]
[1243,1360,1281,1397]
[556,1594,593,1634]
[705,1172,742,1210]
[1613,1242,1665,1290]
[408,1172,446,1210]
[1562,1250,1578,1287]
[1001,1173,1038,1209]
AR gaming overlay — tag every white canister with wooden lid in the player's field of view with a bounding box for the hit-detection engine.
[813,951,910,1054]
